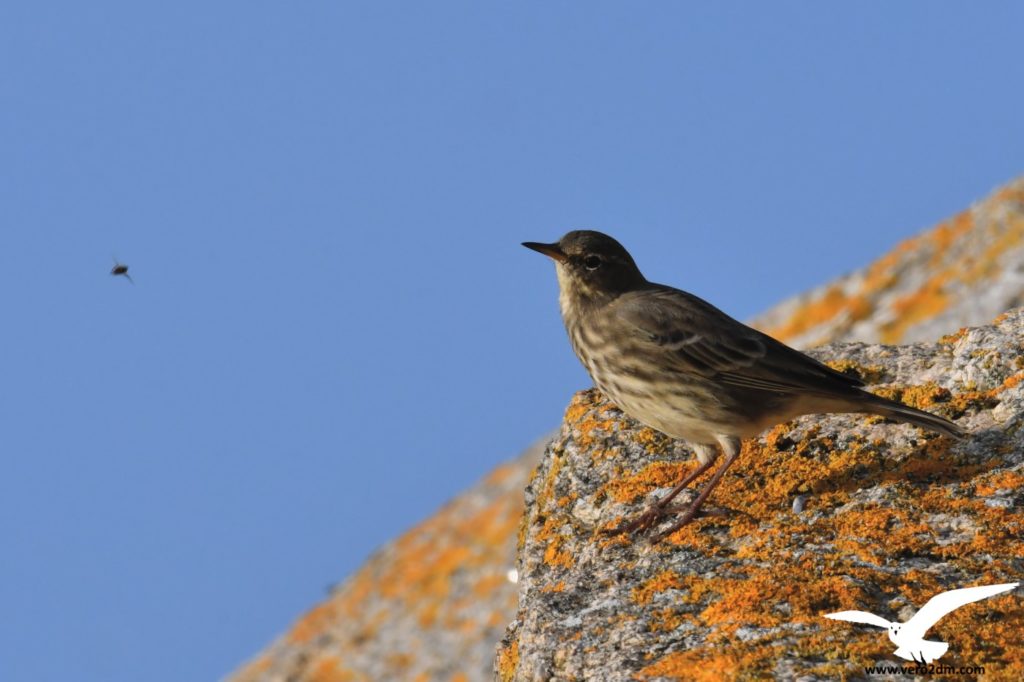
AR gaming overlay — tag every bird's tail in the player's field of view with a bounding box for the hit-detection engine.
[860,394,966,440]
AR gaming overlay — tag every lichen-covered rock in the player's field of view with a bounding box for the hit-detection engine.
[750,179,1024,348]
[230,441,544,682]
[498,309,1024,681]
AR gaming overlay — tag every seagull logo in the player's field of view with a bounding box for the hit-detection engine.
[825,582,1018,663]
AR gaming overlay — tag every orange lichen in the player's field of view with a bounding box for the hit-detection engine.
[875,381,1001,419]
[637,649,741,681]
[531,378,1007,674]
[824,359,887,384]
[537,450,565,510]
[384,652,413,671]
[524,361,1023,677]
[306,655,358,682]
[938,326,970,345]
[975,470,1024,497]
[756,183,1024,346]
[563,391,622,449]
[472,573,508,598]
[485,462,517,485]
[230,654,272,681]
[875,382,952,409]
[495,639,519,682]
[647,607,696,632]
[602,461,692,505]
[487,609,509,628]
[760,209,977,344]
[763,285,853,341]
[288,602,339,644]
[880,274,951,343]
[542,535,574,569]
[928,211,975,266]
[417,602,439,628]
[631,570,684,606]
[533,511,575,570]
[992,310,1014,325]
[962,212,1024,284]
[248,437,535,679]
[1002,372,1024,390]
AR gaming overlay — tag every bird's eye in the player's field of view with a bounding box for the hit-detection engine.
[583,255,602,270]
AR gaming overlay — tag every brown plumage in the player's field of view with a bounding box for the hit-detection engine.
[524,230,965,541]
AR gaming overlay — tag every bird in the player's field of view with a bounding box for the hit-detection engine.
[826,582,1018,663]
[110,258,133,284]
[522,230,965,541]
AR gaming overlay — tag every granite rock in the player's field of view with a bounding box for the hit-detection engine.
[231,441,544,682]
[751,179,1024,348]
[497,309,1024,681]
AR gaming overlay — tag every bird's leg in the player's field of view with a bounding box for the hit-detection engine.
[651,436,741,542]
[604,443,717,536]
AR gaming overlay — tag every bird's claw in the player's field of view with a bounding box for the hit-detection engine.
[604,501,735,542]
[649,509,700,543]
[602,506,667,536]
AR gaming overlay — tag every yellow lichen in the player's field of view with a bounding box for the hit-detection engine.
[975,470,1024,497]
[880,274,951,343]
[306,655,359,682]
[637,649,741,681]
[546,361,1024,677]
[824,359,887,384]
[631,570,685,606]
[495,639,519,682]
[602,461,692,505]
[288,602,338,644]
[763,285,852,341]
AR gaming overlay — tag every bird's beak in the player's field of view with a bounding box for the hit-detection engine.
[522,241,568,262]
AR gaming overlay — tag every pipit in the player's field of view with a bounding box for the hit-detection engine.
[523,230,964,541]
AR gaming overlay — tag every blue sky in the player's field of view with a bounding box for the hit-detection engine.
[2,2,1023,680]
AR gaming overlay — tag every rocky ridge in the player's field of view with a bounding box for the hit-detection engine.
[751,178,1024,348]
[230,441,542,682]
[498,309,1024,680]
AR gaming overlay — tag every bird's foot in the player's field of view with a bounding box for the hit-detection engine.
[648,506,703,543]
[603,498,727,539]
[602,503,671,536]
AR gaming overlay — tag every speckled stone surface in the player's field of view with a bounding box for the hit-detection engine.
[230,440,544,682]
[751,179,1024,348]
[497,309,1024,681]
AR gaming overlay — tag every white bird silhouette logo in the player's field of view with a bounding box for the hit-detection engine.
[825,582,1018,663]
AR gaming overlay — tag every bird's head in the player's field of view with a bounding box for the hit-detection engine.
[522,230,646,308]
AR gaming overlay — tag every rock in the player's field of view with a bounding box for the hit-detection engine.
[750,179,1024,348]
[498,309,1024,681]
[231,439,545,682]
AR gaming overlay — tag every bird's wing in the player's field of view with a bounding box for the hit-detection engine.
[613,286,864,395]
[904,583,1018,640]
[824,610,892,629]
